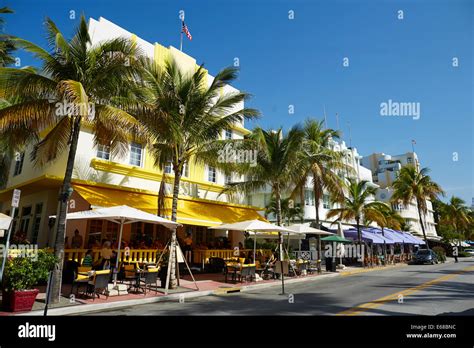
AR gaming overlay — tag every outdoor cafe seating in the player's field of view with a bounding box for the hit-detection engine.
[71,266,92,296]
[224,258,257,283]
[120,263,160,294]
[86,270,111,301]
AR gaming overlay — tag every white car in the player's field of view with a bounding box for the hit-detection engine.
[464,248,474,256]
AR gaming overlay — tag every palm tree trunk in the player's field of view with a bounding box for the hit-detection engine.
[50,117,81,304]
[416,199,429,249]
[168,167,182,289]
[314,185,320,227]
[274,184,282,226]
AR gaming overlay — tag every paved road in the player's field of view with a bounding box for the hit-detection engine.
[86,258,474,316]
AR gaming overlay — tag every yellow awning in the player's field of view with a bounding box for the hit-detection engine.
[72,184,265,227]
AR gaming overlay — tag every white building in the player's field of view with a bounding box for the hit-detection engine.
[361,152,439,239]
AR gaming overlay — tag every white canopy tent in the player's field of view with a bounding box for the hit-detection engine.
[209,219,295,261]
[53,205,180,284]
[286,224,333,235]
[0,213,12,237]
[209,219,294,233]
[287,223,333,259]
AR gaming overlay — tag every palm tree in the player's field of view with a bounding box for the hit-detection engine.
[223,127,304,261]
[327,178,387,264]
[0,7,15,67]
[0,16,145,303]
[399,218,416,234]
[391,166,444,248]
[265,197,304,225]
[0,98,19,189]
[225,127,304,225]
[0,8,16,187]
[439,196,472,246]
[292,119,348,227]
[130,58,259,289]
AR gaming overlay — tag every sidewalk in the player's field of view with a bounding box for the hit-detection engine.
[6,261,429,316]
[7,271,338,316]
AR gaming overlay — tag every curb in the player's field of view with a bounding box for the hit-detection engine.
[18,289,216,316]
[340,263,408,277]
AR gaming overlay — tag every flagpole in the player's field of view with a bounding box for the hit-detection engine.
[180,22,183,51]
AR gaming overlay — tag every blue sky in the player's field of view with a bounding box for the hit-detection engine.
[3,0,473,205]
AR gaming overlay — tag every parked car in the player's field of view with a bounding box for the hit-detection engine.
[414,249,439,264]
[464,249,474,256]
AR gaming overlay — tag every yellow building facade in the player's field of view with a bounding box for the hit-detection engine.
[0,17,264,252]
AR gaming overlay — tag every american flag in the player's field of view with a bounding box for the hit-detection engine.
[182,21,192,41]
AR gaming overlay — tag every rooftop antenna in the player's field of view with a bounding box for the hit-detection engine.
[335,112,342,139]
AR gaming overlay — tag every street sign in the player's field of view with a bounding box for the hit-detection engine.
[11,189,21,208]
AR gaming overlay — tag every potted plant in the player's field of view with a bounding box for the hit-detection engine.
[2,249,57,312]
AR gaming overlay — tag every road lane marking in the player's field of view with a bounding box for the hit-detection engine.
[337,265,474,316]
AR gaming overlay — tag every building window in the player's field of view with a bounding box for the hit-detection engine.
[129,142,143,167]
[225,174,232,184]
[131,222,143,242]
[164,162,173,174]
[207,166,216,183]
[105,221,119,243]
[31,203,43,244]
[182,163,189,177]
[323,194,331,209]
[96,143,110,160]
[407,157,413,163]
[87,219,103,247]
[225,129,233,140]
[304,190,315,206]
[13,152,25,176]
[20,206,32,236]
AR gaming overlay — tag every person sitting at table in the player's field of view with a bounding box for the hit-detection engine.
[82,249,94,267]
[71,229,83,249]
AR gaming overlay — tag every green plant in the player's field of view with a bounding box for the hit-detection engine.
[432,246,446,263]
[458,251,471,258]
[391,166,444,247]
[3,249,57,291]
